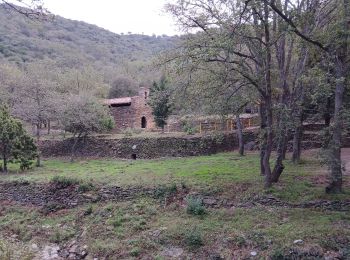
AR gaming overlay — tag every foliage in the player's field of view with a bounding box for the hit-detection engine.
[0,106,37,172]
[59,95,114,137]
[149,76,172,130]
[51,175,80,188]
[108,77,138,98]
[184,227,203,248]
[186,196,206,215]
[154,183,177,199]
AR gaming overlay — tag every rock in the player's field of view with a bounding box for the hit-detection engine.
[293,239,303,244]
[226,206,236,216]
[161,247,184,258]
[250,251,257,256]
[69,244,78,254]
[31,243,39,250]
[209,253,224,260]
[41,245,62,260]
[203,198,217,205]
[324,251,341,260]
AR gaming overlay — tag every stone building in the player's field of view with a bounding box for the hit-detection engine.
[104,88,156,131]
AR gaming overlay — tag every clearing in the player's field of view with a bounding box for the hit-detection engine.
[0,150,349,259]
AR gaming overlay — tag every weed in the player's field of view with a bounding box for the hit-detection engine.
[51,175,80,188]
[154,183,177,199]
[78,182,95,192]
[0,241,12,260]
[12,178,30,186]
[130,247,141,257]
[184,228,203,249]
[49,229,75,243]
[84,205,93,216]
[41,202,64,214]
[186,196,206,216]
[270,248,286,260]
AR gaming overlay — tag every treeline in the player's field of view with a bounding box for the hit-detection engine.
[164,0,350,193]
[0,60,115,165]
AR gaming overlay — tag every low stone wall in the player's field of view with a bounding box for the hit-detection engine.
[39,132,257,159]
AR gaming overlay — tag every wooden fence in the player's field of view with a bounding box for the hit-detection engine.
[199,117,258,134]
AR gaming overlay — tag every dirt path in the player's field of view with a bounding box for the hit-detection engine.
[342,148,350,175]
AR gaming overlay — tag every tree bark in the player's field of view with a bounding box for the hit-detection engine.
[326,0,349,193]
[2,145,8,174]
[292,111,303,164]
[263,1,273,188]
[271,117,287,182]
[36,123,41,167]
[70,133,81,163]
[259,102,267,176]
[236,114,244,156]
[326,59,345,193]
[324,97,332,127]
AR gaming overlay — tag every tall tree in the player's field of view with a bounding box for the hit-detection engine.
[264,0,349,193]
[149,76,172,132]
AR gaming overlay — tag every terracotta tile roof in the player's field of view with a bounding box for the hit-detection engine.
[103,97,132,105]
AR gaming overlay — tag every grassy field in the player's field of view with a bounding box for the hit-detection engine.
[0,151,349,259]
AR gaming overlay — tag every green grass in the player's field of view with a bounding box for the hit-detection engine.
[0,151,349,258]
[2,152,348,203]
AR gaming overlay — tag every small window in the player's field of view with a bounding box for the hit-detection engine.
[145,91,148,99]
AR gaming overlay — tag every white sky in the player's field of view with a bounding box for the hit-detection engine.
[43,0,179,36]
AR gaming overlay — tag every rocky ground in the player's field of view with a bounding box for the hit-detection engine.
[0,150,349,259]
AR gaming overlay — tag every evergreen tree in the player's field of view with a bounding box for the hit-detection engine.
[0,106,37,173]
[149,76,172,132]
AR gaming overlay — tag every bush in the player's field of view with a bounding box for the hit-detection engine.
[51,176,80,188]
[186,196,206,215]
[184,228,203,248]
[154,183,177,199]
[78,182,95,192]
[129,247,141,257]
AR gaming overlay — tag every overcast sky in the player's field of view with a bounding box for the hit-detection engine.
[42,0,179,36]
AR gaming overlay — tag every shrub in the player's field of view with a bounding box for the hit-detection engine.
[51,176,80,188]
[130,247,141,257]
[184,228,203,249]
[78,182,95,192]
[186,196,206,215]
[84,205,93,216]
[154,184,177,199]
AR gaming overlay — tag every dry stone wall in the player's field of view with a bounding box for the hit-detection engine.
[39,132,257,159]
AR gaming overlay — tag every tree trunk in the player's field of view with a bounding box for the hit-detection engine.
[271,115,287,182]
[47,120,51,135]
[259,102,267,176]
[292,112,303,164]
[263,1,273,188]
[326,60,345,193]
[36,123,41,167]
[70,133,81,163]
[324,97,332,127]
[2,145,7,174]
[326,0,349,193]
[236,114,244,156]
[263,98,273,188]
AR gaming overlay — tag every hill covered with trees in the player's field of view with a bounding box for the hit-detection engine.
[0,4,178,89]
